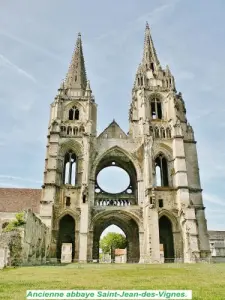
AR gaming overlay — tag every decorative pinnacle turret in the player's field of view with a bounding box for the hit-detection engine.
[59,79,64,89]
[86,80,91,91]
[85,80,92,97]
[64,32,87,91]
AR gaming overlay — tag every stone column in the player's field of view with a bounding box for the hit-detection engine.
[149,209,160,263]
[49,229,58,261]
[78,204,89,262]
[173,231,182,262]
[139,231,145,263]
[138,180,144,205]
[195,208,211,257]
[74,230,79,262]
[87,231,93,262]
[181,219,192,263]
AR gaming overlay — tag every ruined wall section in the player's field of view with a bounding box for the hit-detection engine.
[0,210,50,266]
[22,210,51,264]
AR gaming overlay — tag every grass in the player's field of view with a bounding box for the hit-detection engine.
[0,263,225,300]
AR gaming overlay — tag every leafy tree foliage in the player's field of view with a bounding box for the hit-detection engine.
[100,232,127,254]
[3,212,26,232]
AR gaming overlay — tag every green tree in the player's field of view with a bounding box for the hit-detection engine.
[100,232,127,254]
[3,212,26,232]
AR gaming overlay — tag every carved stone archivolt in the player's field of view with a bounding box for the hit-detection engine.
[59,139,83,157]
[152,142,172,161]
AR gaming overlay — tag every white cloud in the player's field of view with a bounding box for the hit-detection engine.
[190,109,212,121]
[94,0,181,42]
[0,53,36,83]
[0,30,62,62]
[176,70,195,81]
[136,1,180,27]
[0,175,42,184]
[203,192,225,207]
[18,99,35,112]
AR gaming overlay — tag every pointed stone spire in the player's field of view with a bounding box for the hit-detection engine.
[142,22,160,68]
[64,32,87,91]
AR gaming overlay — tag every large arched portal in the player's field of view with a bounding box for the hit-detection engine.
[57,214,75,260]
[159,216,175,263]
[92,211,140,263]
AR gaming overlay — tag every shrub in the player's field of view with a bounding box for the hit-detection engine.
[3,212,26,232]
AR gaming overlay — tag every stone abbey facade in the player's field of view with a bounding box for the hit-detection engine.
[0,23,212,265]
[38,22,211,263]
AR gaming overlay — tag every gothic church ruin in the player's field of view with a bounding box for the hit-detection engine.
[0,23,211,263]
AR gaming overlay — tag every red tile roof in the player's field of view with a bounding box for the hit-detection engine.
[0,188,41,213]
[115,249,126,256]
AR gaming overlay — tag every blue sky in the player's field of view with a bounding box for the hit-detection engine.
[0,0,225,231]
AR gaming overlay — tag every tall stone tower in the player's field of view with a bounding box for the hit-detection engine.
[40,33,97,261]
[40,24,211,263]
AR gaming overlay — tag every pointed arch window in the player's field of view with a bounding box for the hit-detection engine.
[155,154,169,187]
[61,126,66,134]
[63,150,77,185]
[160,127,166,138]
[69,106,80,121]
[151,97,162,119]
[79,125,85,134]
[155,127,160,138]
[65,197,71,207]
[67,126,72,135]
[75,109,79,120]
[149,126,154,136]
[74,127,78,136]
[166,127,172,138]
[150,63,154,72]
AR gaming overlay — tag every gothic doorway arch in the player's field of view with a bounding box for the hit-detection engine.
[92,211,140,263]
[57,214,75,260]
[159,215,175,262]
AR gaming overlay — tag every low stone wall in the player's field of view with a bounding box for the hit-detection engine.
[0,210,51,267]
[211,256,225,263]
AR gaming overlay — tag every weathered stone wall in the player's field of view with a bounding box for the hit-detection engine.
[22,210,51,264]
[0,230,22,267]
[0,210,51,266]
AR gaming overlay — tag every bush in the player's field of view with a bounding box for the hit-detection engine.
[3,212,26,232]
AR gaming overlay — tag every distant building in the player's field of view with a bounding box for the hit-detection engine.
[208,231,225,262]
[0,188,41,234]
[115,249,127,263]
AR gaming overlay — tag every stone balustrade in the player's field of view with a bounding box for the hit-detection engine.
[94,198,135,206]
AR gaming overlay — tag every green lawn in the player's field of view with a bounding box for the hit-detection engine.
[0,263,225,300]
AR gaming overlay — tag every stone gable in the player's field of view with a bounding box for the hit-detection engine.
[98,120,127,139]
